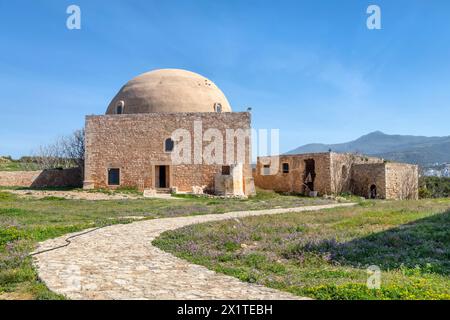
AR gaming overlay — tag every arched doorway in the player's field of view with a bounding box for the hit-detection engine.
[370,184,377,199]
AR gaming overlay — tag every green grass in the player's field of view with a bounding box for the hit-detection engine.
[0,188,330,299]
[153,198,450,300]
[0,161,39,172]
[75,186,143,196]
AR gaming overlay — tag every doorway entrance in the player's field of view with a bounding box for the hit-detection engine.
[370,184,377,199]
[304,159,316,192]
[155,165,170,188]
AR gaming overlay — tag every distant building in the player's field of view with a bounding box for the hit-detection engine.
[424,169,441,177]
[423,164,450,177]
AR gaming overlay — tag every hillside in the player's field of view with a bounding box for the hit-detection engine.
[286,131,450,165]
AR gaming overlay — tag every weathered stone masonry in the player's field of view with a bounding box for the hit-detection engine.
[0,168,82,188]
[254,152,418,200]
[254,153,333,194]
[84,112,254,195]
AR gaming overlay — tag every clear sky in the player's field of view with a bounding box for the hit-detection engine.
[1,0,449,158]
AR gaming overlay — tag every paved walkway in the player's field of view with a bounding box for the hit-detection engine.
[33,203,355,300]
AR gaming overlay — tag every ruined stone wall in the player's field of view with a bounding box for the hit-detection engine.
[254,153,332,195]
[84,112,253,194]
[330,153,384,194]
[254,151,417,200]
[351,162,418,200]
[215,164,245,196]
[385,163,419,200]
[0,171,42,187]
[351,163,386,199]
[0,168,82,188]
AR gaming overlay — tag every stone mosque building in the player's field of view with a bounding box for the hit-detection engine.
[0,68,419,199]
[83,69,256,197]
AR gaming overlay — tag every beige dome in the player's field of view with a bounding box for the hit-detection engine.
[106,69,232,114]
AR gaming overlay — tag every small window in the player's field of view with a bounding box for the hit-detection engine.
[214,103,222,113]
[165,138,174,152]
[282,163,289,173]
[108,168,120,185]
[116,100,125,114]
[222,166,231,175]
[263,164,271,175]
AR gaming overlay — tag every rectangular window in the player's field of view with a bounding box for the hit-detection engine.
[165,138,174,152]
[108,168,120,185]
[222,166,231,175]
[263,164,271,175]
[282,163,289,173]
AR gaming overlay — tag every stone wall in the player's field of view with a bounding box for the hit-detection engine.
[385,163,419,200]
[0,171,42,187]
[351,163,387,199]
[215,163,245,196]
[0,168,82,188]
[330,153,384,194]
[254,153,332,195]
[350,162,419,200]
[254,152,418,200]
[84,112,255,195]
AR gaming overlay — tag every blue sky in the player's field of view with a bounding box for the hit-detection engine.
[1,0,449,158]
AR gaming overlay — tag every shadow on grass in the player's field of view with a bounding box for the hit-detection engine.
[297,210,450,275]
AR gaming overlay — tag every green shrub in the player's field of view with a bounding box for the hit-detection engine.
[419,177,450,198]
[302,280,450,300]
[0,227,27,246]
[223,241,240,252]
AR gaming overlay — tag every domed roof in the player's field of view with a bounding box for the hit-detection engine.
[106,69,232,114]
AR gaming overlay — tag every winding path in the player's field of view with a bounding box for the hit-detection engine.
[33,203,355,300]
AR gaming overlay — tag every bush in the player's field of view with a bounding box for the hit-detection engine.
[419,177,450,198]
[0,156,13,162]
[302,281,450,300]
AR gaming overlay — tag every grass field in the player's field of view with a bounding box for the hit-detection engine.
[154,198,450,300]
[0,161,25,172]
[0,188,331,299]
[0,159,38,172]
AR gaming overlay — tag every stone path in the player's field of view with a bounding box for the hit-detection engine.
[33,203,355,300]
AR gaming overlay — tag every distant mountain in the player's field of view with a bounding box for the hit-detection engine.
[286,131,450,166]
